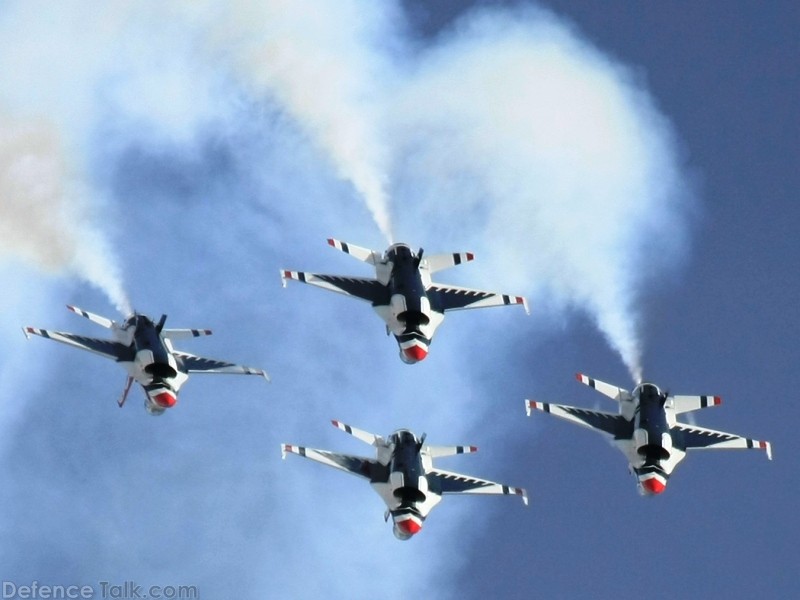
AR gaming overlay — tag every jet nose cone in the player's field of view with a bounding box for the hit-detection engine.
[401,344,428,363]
[640,476,666,495]
[152,391,177,408]
[394,516,423,539]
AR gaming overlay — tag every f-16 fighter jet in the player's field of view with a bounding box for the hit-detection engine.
[282,420,528,540]
[24,305,269,415]
[281,238,528,363]
[526,373,772,495]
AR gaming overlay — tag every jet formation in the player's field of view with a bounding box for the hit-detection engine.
[24,305,268,415]
[526,373,773,495]
[283,420,527,539]
[19,238,773,540]
[281,238,528,363]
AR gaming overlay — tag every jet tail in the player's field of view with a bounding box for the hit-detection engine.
[331,419,384,446]
[422,252,475,273]
[327,238,381,265]
[67,305,116,329]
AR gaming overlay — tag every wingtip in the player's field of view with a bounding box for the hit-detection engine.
[281,444,288,459]
[520,489,529,506]
[766,442,773,461]
[262,370,271,383]
[21,326,31,340]
[521,297,530,315]
[279,269,288,288]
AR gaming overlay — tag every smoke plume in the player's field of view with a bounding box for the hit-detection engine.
[208,0,399,243]
[387,9,691,381]
[0,114,131,314]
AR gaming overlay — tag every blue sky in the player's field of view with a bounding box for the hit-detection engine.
[1,1,797,598]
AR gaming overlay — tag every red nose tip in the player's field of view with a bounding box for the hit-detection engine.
[396,518,422,536]
[153,391,177,408]
[641,477,666,495]
[403,344,428,362]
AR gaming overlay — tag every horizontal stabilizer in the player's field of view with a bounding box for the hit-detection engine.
[327,238,381,265]
[162,328,212,340]
[426,445,478,458]
[423,252,475,273]
[67,305,116,329]
[576,373,631,402]
[331,420,384,446]
[671,394,722,414]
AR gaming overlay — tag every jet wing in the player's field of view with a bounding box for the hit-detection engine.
[23,327,132,362]
[281,444,382,480]
[281,270,388,305]
[174,352,269,380]
[526,400,630,439]
[673,424,773,459]
[427,469,528,505]
[426,284,528,313]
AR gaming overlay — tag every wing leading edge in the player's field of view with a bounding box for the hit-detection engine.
[427,284,528,314]
[526,400,630,438]
[281,270,388,305]
[23,327,132,362]
[427,468,528,505]
[281,444,382,481]
[673,424,773,459]
[174,352,269,380]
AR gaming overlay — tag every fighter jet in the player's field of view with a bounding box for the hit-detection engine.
[282,420,528,539]
[526,373,772,495]
[281,238,528,363]
[24,305,269,415]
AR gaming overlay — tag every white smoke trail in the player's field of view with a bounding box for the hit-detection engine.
[203,0,398,243]
[387,8,692,381]
[0,114,132,315]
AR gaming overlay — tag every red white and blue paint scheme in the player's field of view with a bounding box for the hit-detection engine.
[24,305,268,415]
[281,238,528,363]
[526,373,772,495]
[282,420,527,540]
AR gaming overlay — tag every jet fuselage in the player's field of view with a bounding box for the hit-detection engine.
[382,244,436,364]
[385,429,429,539]
[122,314,186,415]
